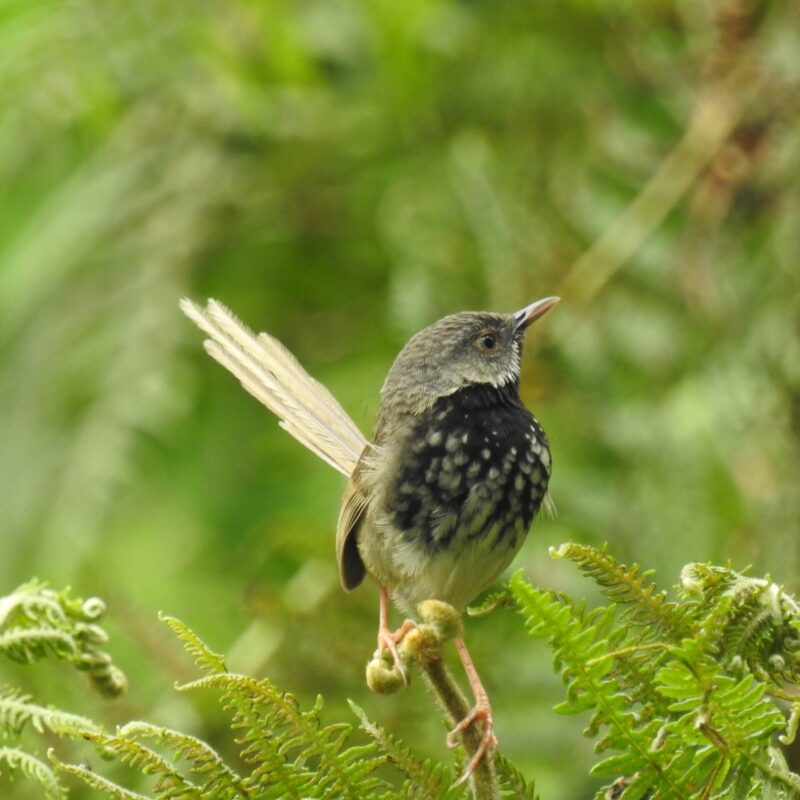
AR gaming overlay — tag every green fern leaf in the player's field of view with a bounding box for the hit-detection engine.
[349,700,458,799]
[179,672,387,799]
[73,728,197,797]
[159,614,227,675]
[50,750,152,800]
[494,752,539,800]
[0,627,77,663]
[518,548,800,799]
[0,581,126,697]
[0,686,100,738]
[0,746,65,800]
[511,571,706,799]
[118,722,251,799]
[550,543,689,637]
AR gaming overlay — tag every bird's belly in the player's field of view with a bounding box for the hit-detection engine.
[362,396,551,615]
[385,516,523,614]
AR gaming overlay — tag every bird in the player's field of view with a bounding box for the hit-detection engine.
[180,295,558,776]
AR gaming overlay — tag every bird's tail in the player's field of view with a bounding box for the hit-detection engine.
[180,299,367,477]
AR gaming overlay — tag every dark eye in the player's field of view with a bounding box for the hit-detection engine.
[477,332,497,352]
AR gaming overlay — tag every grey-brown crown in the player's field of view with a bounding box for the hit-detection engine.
[376,297,559,423]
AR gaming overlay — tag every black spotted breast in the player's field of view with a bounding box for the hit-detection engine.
[369,379,551,614]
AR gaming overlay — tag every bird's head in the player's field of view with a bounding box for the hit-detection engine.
[380,296,559,416]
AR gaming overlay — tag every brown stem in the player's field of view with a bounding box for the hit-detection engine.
[419,655,499,800]
[368,600,501,799]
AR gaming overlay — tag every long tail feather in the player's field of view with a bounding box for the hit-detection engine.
[180,298,367,477]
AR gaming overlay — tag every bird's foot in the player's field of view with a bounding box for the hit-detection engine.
[447,701,498,784]
[377,619,416,685]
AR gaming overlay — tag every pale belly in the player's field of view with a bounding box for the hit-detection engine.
[384,517,524,615]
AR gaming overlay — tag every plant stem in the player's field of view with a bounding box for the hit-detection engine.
[420,655,499,800]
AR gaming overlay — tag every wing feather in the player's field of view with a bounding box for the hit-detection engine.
[336,469,370,590]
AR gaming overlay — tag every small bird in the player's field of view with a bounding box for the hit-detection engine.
[181,295,558,775]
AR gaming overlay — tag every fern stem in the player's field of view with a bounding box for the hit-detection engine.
[420,656,499,800]
[586,641,670,666]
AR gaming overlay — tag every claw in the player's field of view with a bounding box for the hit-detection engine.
[377,586,416,685]
[377,622,415,685]
[447,701,497,782]
[448,637,499,782]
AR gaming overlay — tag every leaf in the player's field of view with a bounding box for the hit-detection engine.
[159,614,227,675]
[0,747,65,800]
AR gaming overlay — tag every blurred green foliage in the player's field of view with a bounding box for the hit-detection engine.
[0,0,798,797]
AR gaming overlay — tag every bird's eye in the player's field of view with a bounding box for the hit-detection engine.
[477,332,498,352]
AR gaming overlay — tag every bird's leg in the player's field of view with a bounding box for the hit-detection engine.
[377,586,416,685]
[447,637,498,776]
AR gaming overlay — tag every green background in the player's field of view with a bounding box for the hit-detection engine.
[1,0,798,797]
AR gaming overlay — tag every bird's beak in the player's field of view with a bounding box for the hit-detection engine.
[514,296,560,332]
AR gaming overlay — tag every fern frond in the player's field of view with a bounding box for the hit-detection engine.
[0,627,77,663]
[50,750,151,800]
[680,564,800,683]
[179,673,386,799]
[159,614,226,675]
[494,753,539,800]
[466,586,516,618]
[0,581,126,697]
[658,642,785,750]
[550,543,689,637]
[74,728,198,797]
[0,581,69,628]
[779,700,800,746]
[349,700,458,799]
[118,722,251,799]
[0,746,65,800]
[509,572,694,798]
[0,686,100,737]
[517,548,800,799]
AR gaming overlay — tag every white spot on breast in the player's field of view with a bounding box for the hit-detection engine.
[481,448,491,459]
[488,467,499,480]
[428,431,443,446]
[439,468,462,491]
[445,435,460,452]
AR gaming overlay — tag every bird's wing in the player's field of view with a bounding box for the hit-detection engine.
[180,298,368,477]
[336,457,371,591]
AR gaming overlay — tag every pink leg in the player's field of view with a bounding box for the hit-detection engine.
[377,586,416,685]
[447,638,498,777]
